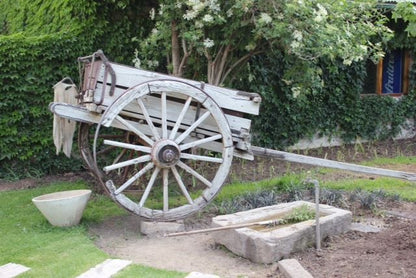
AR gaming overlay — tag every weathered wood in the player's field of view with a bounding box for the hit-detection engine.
[251,146,416,181]
[166,219,284,237]
[96,62,261,115]
[94,79,235,221]
[50,102,253,160]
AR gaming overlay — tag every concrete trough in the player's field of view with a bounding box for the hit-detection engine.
[211,201,351,263]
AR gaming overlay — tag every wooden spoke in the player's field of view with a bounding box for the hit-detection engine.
[177,161,212,188]
[138,167,161,207]
[104,139,151,153]
[137,98,160,141]
[114,162,154,194]
[171,166,194,205]
[163,168,169,212]
[180,134,222,151]
[175,111,211,144]
[115,115,154,146]
[90,79,234,221]
[180,153,223,163]
[169,96,192,140]
[103,154,151,172]
[161,92,168,139]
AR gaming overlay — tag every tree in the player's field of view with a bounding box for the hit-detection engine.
[135,0,393,88]
[392,1,416,37]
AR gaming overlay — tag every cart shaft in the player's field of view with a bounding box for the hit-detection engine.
[251,146,416,181]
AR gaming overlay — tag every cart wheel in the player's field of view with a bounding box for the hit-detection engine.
[93,79,234,221]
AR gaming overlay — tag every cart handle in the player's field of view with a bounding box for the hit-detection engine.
[78,50,116,105]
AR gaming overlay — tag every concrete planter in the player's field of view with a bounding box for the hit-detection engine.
[32,189,92,227]
[212,201,352,263]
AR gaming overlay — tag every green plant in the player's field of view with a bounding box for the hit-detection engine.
[281,204,316,224]
[0,0,155,178]
[217,189,279,214]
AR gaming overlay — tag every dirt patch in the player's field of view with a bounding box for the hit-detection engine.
[293,209,416,278]
[89,214,277,277]
[87,201,416,278]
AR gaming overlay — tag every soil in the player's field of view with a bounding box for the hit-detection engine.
[1,138,416,278]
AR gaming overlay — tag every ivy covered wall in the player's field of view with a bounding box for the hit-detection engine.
[244,22,416,149]
[0,0,155,178]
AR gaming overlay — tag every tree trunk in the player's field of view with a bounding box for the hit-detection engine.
[171,21,181,77]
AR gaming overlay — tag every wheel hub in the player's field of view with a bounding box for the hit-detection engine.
[152,140,180,168]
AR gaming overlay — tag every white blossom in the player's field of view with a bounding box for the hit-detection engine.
[209,0,220,12]
[226,8,233,17]
[195,21,204,28]
[149,8,155,20]
[291,87,301,98]
[203,38,215,48]
[146,60,159,68]
[259,13,272,24]
[245,43,256,51]
[132,49,141,69]
[290,40,301,49]
[184,10,198,20]
[203,14,214,23]
[293,30,303,41]
[314,4,328,22]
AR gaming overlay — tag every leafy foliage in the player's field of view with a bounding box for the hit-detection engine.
[0,33,91,178]
[281,204,315,224]
[137,0,392,87]
[0,0,154,178]
[245,43,416,149]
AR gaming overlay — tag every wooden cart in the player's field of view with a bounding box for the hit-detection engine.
[50,50,416,221]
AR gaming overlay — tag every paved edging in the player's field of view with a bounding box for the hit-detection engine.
[0,263,31,278]
[76,259,132,278]
[278,259,313,278]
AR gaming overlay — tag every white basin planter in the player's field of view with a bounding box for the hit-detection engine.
[212,201,352,263]
[32,189,92,227]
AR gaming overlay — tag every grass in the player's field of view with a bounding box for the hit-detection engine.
[322,177,416,201]
[215,173,305,204]
[213,155,416,208]
[0,181,185,278]
[320,156,416,201]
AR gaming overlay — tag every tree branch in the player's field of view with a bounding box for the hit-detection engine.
[178,38,191,77]
[220,49,265,85]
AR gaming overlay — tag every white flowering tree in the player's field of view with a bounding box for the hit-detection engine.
[135,0,392,87]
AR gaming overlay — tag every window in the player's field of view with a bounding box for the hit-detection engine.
[363,49,411,95]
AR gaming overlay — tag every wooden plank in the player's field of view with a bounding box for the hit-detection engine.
[0,263,31,278]
[166,218,284,237]
[76,259,131,278]
[251,146,416,181]
[97,62,261,115]
[50,103,254,160]
[94,83,252,136]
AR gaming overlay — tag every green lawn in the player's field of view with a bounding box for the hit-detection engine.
[0,181,185,277]
[321,156,416,201]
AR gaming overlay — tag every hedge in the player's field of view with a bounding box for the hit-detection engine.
[0,32,93,178]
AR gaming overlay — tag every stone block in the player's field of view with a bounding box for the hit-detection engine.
[212,201,351,263]
[278,259,313,278]
[140,220,185,236]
